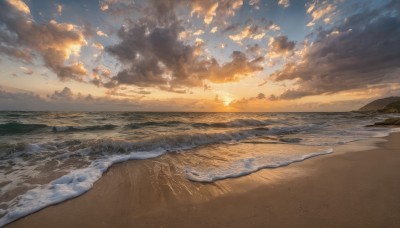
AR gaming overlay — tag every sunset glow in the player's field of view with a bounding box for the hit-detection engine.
[0,0,399,111]
[1,1,400,226]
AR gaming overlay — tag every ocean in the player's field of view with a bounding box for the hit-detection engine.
[0,111,399,226]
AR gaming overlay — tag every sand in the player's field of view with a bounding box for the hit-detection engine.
[7,133,400,228]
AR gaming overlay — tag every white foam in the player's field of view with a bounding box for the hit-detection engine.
[185,148,334,183]
[0,149,165,227]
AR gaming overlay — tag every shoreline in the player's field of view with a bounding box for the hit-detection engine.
[7,133,400,227]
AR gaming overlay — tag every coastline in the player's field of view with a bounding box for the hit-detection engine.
[7,133,400,227]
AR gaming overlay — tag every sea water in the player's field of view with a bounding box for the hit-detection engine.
[0,112,398,226]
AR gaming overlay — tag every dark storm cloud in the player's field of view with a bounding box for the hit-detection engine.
[0,0,87,81]
[267,0,400,99]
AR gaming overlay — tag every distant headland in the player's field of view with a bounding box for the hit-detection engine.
[358,97,400,113]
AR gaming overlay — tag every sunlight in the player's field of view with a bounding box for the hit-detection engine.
[0,0,399,227]
[222,95,235,106]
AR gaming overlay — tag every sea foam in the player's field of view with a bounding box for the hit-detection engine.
[0,150,165,227]
[185,148,334,182]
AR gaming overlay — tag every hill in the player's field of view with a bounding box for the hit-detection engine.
[358,97,400,112]
[380,101,400,113]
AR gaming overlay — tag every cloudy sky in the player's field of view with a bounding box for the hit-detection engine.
[0,0,399,111]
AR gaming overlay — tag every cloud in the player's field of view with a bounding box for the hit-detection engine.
[0,87,142,111]
[191,1,219,25]
[91,65,112,86]
[57,4,63,15]
[193,29,205,36]
[105,1,263,90]
[228,25,266,43]
[191,0,243,25]
[246,43,262,56]
[48,87,74,100]
[19,66,34,75]
[229,92,267,106]
[92,42,104,50]
[0,0,88,81]
[6,0,30,14]
[0,89,46,110]
[204,51,264,83]
[96,30,108,37]
[131,89,151,95]
[249,0,260,10]
[0,87,221,111]
[268,23,281,31]
[265,1,400,99]
[267,35,296,58]
[306,1,337,27]
[256,92,266,99]
[223,22,241,33]
[0,46,33,63]
[99,0,138,15]
[278,0,290,8]
[225,19,280,44]
[92,66,111,78]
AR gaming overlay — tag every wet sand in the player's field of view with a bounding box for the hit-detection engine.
[8,133,400,228]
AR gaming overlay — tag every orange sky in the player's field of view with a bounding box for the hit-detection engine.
[0,0,399,111]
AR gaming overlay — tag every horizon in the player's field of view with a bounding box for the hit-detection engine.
[1,0,399,112]
[0,110,358,113]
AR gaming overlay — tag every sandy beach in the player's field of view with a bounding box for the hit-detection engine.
[7,133,400,228]
[2,0,400,226]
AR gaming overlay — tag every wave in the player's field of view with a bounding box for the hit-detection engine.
[193,118,273,128]
[0,150,165,227]
[0,124,318,226]
[185,148,334,183]
[126,118,273,129]
[91,125,315,154]
[0,123,47,135]
[3,113,22,118]
[0,122,118,135]
[0,142,42,161]
[52,124,117,132]
[126,121,184,129]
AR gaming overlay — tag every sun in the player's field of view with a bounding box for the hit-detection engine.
[221,95,235,106]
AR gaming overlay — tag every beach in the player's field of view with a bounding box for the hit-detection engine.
[1,0,400,226]
[7,132,400,228]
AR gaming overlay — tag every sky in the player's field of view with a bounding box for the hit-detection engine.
[0,0,399,111]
